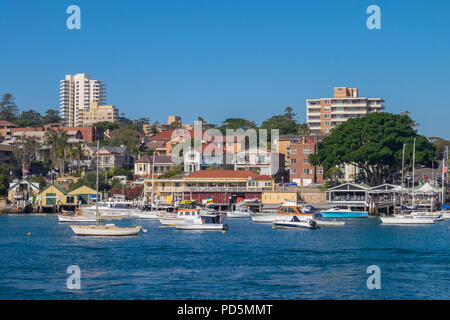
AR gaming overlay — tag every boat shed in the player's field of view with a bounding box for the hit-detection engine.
[7,179,40,204]
[326,183,369,206]
[67,185,98,204]
[36,184,73,212]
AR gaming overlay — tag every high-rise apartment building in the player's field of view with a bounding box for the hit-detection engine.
[306,87,384,135]
[82,102,119,126]
[60,73,106,127]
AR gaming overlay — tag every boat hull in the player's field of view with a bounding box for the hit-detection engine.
[226,212,250,218]
[175,223,228,231]
[58,215,96,222]
[70,225,141,236]
[319,211,368,218]
[273,221,318,229]
[380,217,434,225]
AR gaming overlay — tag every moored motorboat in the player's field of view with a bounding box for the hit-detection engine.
[136,210,165,219]
[250,213,291,223]
[380,216,435,225]
[273,216,320,229]
[159,208,203,226]
[226,203,251,218]
[58,210,96,222]
[175,214,228,231]
[318,206,368,218]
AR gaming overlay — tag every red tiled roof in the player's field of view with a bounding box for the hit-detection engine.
[135,155,173,164]
[185,170,261,179]
[149,129,208,141]
[0,120,17,127]
[254,175,273,180]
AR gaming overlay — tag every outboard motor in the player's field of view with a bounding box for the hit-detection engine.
[309,219,320,229]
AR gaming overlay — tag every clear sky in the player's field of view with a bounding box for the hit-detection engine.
[0,0,449,138]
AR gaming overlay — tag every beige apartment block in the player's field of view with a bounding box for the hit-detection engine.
[306,87,384,135]
[60,73,106,127]
[83,102,118,125]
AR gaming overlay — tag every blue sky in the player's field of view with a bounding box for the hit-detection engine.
[0,0,449,138]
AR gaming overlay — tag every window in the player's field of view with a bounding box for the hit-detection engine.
[290,149,297,154]
[304,158,310,164]
[290,169,296,174]
[325,121,331,126]
[317,169,324,174]
[324,114,330,119]
[324,106,330,111]
[291,159,297,164]
[304,148,312,154]
[303,169,312,174]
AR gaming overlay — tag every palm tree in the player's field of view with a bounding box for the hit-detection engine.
[45,129,68,174]
[298,123,310,136]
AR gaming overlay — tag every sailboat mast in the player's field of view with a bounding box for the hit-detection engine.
[412,138,416,208]
[151,152,155,210]
[96,140,100,224]
[400,143,405,208]
[442,146,447,208]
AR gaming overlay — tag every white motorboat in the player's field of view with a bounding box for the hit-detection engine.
[273,216,320,229]
[409,211,445,221]
[175,214,228,231]
[159,208,204,226]
[136,210,166,219]
[70,224,142,236]
[250,213,292,223]
[83,201,141,217]
[380,216,435,225]
[226,203,251,218]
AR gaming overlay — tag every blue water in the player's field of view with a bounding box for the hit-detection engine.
[0,215,449,299]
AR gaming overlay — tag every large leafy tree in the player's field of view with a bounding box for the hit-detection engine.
[107,127,142,155]
[260,107,301,136]
[0,93,19,122]
[309,112,435,186]
[217,118,257,133]
[42,109,61,124]
[16,109,43,127]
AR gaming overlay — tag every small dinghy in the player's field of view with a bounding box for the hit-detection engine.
[273,216,320,229]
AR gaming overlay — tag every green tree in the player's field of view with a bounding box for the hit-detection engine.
[42,109,61,124]
[107,127,142,155]
[16,109,43,127]
[260,107,300,137]
[298,123,310,136]
[159,165,183,178]
[309,112,435,186]
[428,136,450,158]
[93,121,120,131]
[217,118,257,133]
[0,93,19,122]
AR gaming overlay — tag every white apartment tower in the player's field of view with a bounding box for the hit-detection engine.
[306,87,384,135]
[60,73,106,127]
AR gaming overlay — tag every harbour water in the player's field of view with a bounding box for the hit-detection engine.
[0,215,449,299]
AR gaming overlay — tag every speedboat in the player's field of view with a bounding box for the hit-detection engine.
[409,211,445,221]
[273,216,320,229]
[175,214,228,231]
[226,203,251,218]
[380,215,435,225]
[70,224,142,236]
[318,206,368,218]
[250,213,292,223]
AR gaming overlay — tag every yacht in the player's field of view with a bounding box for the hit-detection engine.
[226,203,251,218]
[159,208,204,226]
[250,201,313,223]
[83,201,141,217]
[317,206,368,218]
[175,214,228,231]
[380,215,435,225]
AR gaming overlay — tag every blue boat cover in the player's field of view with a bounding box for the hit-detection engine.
[442,204,450,210]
